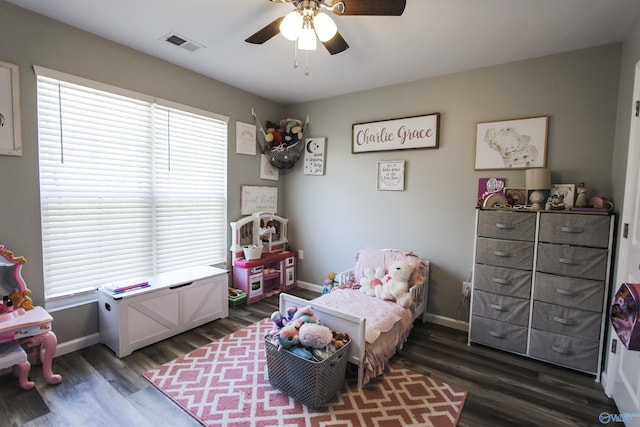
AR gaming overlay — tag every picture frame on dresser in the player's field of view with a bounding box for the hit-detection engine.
[550,184,575,208]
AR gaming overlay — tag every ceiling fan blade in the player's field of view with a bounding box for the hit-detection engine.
[245,16,285,44]
[322,31,349,55]
[332,0,406,16]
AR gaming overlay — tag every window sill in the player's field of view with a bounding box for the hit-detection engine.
[45,290,98,313]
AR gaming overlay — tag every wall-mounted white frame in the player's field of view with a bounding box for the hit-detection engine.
[377,160,405,191]
[236,121,256,155]
[303,137,326,175]
[241,185,278,215]
[0,60,21,156]
[260,153,279,181]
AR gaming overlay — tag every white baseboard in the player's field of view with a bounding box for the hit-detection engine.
[296,281,469,332]
[55,332,101,357]
[296,280,323,293]
[424,313,469,332]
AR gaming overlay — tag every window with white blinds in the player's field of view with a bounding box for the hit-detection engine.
[36,67,228,302]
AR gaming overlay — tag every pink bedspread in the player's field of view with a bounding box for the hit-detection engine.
[313,289,414,384]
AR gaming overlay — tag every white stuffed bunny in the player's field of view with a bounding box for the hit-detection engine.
[359,266,386,297]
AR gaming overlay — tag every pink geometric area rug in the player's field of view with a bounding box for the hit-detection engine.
[143,318,467,427]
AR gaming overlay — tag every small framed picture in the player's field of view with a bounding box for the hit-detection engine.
[260,154,279,181]
[550,184,576,209]
[376,160,405,191]
[303,137,326,175]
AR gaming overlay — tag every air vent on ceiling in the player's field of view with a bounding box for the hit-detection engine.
[163,32,204,52]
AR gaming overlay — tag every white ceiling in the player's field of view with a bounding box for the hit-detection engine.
[7,0,640,104]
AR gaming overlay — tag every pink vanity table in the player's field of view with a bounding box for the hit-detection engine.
[0,245,62,389]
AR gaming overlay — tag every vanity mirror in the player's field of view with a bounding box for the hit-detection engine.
[0,245,34,311]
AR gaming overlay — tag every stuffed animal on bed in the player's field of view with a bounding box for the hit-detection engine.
[375,261,414,308]
[359,266,386,297]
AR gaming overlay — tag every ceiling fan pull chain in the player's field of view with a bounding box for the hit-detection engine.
[293,39,299,69]
[305,50,310,75]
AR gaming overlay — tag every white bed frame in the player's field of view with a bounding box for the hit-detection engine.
[279,262,429,388]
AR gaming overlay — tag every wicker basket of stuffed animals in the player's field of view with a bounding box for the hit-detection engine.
[264,335,350,408]
[256,117,307,169]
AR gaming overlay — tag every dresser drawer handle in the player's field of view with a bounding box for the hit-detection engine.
[490,303,507,311]
[492,278,512,285]
[559,257,579,265]
[494,251,510,257]
[551,345,570,355]
[495,223,514,230]
[560,226,584,234]
[489,330,506,339]
[552,316,575,326]
[555,288,578,296]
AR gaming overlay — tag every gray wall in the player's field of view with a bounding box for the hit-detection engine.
[285,45,621,322]
[0,1,283,344]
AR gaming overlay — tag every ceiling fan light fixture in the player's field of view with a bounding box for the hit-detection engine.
[313,12,337,42]
[298,26,317,50]
[280,10,302,41]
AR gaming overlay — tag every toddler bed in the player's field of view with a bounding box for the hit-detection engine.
[279,249,429,388]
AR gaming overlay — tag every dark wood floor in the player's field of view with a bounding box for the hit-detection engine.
[1,287,618,427]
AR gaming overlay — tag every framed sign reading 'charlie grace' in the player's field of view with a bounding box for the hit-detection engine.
[352,113,440,154]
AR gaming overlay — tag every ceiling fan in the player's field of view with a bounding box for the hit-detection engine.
[245,0,407,55]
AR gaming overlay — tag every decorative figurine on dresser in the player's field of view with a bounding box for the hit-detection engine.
[230,212,297,303]
[469,209,615,381]
[0,245,62,389]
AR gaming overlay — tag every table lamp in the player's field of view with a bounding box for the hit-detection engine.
[526,168,550,210]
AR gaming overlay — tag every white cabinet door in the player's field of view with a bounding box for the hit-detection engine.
[605,61,640,426]
[126,290,179,351]
[181,275,229,329]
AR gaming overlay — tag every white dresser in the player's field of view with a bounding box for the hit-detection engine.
[98,265,229,357]
[469,209,614,380]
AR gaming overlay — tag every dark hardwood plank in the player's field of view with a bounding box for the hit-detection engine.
[0,287,617,427]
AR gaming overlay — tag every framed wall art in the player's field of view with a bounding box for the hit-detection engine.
[241,185,277,215]
[260,154,279,181]
[475,116,548,170]
[353,113,439,153]
[303,137,326,175]
[376,160,405,191]
[236,121,256,155]
[0,60,22,156]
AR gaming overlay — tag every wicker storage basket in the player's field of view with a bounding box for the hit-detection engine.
[264,335,350,408]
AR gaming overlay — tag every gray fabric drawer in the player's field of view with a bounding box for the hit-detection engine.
[529,329,599,373]
[474,264,532,299]
[534,272,604,312]
[470,316,527,354]
[472,290,530,326]
[531,301,602,342]
[477,211,536,241]
[538,213,610,248]
[536,243,608,280]
[476,237,534,270]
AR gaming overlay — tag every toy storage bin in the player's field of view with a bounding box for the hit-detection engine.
[264,336,350,408]
[228,289,247,308]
